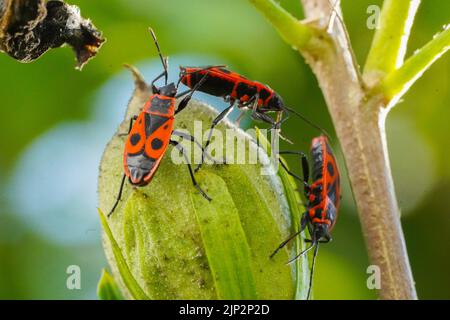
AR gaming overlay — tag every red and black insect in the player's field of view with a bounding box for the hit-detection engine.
[271,135,341,299]
[179,66,326,170]
[108,29,214,217]
[180,66,287,124]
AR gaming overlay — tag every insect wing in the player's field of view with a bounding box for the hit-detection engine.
[323,138,340,229]
[144,116,173,160]
[125,112,147,155]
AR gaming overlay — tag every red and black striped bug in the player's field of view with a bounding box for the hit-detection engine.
[179,66,326,170]
[271,135,341,299]
[108,29,215,217]
[180,66,287,125]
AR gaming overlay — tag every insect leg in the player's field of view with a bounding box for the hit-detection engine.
[235,110,247,127]
[151,71,166,93]
[279,158,303,181]
[249,93,280,127]
[270,229,303,259]
[251,111,275,125]
[286,238,317,265]
[305,229,332,243]
[195,102,234,172]
[249,93,260,114]
[252,111,293,143]
[175,71,211,114]
[175,94,193,115]
[278,151,310,194]
[300,211,308,230]
[306,242,320,300]
[274,110,289,130]
[108,173,127,218]
[305,238,332,244]
[118,115,138,137]
[170,140,212,201]
[171,130,226,165]
[175,88,194,100]
[270,211,309,259]
[232,94,258,125]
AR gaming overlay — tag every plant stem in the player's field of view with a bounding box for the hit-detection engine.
[300,0,417,298]
[250,0,425,299]
[380,25,450,104]
[252,0,449,300]
[364,0,421,84]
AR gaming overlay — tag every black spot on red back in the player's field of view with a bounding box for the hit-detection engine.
[130,133,141,146]
[327,180,338,206]
[327,162,335,176]
[151,138,163,150]
[235,82,257,101]
[309,187,323,207]
[314,208,323,219]
[259,87,271,101]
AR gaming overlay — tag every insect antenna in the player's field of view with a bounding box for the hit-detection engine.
[284,105,332,141]
[285,227,321,299]
[306,242,320,300]
[269,229,303,259]
[148,27,168,85]
[286,239,317,265]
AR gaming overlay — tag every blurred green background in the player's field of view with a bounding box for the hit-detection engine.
[0,0,448,299]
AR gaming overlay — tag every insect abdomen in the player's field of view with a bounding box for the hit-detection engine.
[189,70,235,97]
[311,139,324,181]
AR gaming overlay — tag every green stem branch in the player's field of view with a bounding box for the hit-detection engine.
[251,0,449,300]
[252,0,422,299]
[380,25,450,103]
[364,0,421,83]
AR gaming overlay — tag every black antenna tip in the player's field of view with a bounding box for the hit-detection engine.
[148,27,156,38]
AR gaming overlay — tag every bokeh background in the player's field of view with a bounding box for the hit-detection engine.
[0,0,448,299]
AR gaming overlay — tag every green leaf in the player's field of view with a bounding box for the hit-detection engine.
[98,209,149,300]
[191,174,257,299]
[277,160,310,299]
[255,128,309,299]
[97,66,305,299]
[97,269,124,300]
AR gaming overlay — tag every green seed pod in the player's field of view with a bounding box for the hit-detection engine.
[97,66,309,300]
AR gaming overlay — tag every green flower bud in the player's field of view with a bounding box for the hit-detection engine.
[97,66,309,300]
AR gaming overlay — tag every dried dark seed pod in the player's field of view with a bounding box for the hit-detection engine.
[0,0,104,69]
